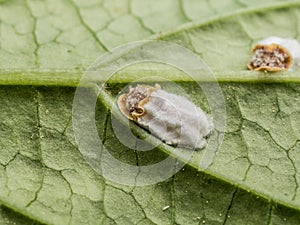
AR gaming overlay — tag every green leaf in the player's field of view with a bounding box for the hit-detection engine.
[0,204,43,225]
[1,0,300,225]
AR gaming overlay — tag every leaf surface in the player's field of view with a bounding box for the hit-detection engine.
[1,0,300,224]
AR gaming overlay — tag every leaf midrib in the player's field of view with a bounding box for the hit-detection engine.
[1,1,300,86]
[1,1,300,223]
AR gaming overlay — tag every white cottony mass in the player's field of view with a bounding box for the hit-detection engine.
[117,84,214,150]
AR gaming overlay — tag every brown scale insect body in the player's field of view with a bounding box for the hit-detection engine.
[248,37,300,71]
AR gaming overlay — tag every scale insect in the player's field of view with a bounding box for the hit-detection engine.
[248,36,300,71]
[117,84,214,150]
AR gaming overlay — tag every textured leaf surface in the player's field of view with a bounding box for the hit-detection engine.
[156,2,300,210]
[1,0,300,225]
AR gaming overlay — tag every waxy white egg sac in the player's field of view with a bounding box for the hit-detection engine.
[117,84,214,150]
